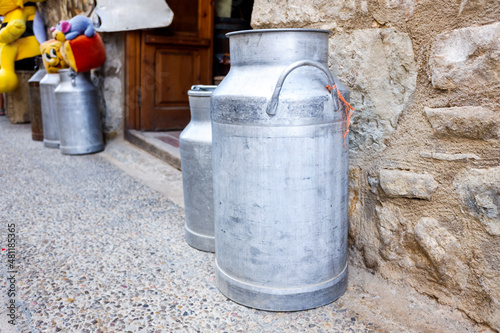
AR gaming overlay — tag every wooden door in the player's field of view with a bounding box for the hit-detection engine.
[126,0,214,131]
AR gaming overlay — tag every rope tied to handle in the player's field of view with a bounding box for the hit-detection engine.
[326,84,354,149]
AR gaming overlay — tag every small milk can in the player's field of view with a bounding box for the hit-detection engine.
[54,69,104,155]
[212,29,350,311]
[180,85,217,253]
[40,73,61,148]
[28,58,46,141]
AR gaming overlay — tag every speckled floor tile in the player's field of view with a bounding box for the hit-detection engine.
[0,119,380,333]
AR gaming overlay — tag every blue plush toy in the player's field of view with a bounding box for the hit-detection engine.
[51,15,94,41]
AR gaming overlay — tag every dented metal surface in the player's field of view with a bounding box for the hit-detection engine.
[181,85,217,253]
[92,0,174,32]
[212,29,350,311]
[54,70,104,155]
[40,73,61,148]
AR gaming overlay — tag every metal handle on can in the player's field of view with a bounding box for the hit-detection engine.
[266,60,338,116]
[69,69,78,87]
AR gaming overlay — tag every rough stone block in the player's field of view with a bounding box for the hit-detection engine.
[419,151,480,161]
[413,217,469,290]
[329,29,417,151]
[251,0,364,28]
[348,167,362,242]
[429,22,500,90]
[376,203,406,261]
[380,169,438,200]
[41,0,95,27]
[424,106,500,141]
[455,167,500,236]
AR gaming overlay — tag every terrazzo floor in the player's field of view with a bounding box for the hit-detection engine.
[0,118,379,332]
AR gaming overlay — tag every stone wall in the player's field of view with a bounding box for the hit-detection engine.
[252,0,500,330]
[37,0,125,138]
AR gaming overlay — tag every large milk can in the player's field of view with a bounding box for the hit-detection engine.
[180,85,217,252]
[212,29,350,311]
[40,73,61,148]
[54,69,104,155]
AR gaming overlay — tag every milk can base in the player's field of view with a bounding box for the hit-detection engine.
[60,143,105,155]
[215,260,348,311]
[44,139,60,148]
[185,226,215,253]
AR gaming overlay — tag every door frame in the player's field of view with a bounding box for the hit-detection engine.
[125,30,142,131]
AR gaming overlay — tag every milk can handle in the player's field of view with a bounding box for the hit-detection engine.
[69,69,78,87]
[266,60,338,116]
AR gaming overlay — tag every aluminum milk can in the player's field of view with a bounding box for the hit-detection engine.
[180,85,217,252]
[28,61,47,141]
[40,73,61,148]
[54,69,104,155]
[211,29,349,311]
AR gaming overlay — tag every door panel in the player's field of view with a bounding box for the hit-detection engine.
[155,49,199,106]
[144,48,200,129]
[127,0,214,131]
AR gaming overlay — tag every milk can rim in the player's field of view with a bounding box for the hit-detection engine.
[226,28,332,37]
[188,85,217,97]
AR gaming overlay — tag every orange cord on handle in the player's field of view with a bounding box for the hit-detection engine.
[326,84,354,149]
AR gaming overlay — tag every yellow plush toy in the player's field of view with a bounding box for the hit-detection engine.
[40,39,68,73]
[0,0,46,92]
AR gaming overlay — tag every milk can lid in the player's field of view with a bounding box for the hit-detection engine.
[188,85,217,97]
[226,28,332,37]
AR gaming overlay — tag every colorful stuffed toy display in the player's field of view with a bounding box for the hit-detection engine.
[51,15,105,73]
[39,39,68,73]
[61,33,105,73]
[52,15,95,41]
[0,0,46,92]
